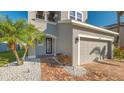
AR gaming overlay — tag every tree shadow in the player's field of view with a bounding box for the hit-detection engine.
[94,60,120,66]
[25,57,41,63]
[90,46,107,62]
[100,46,106,60]
[90,47,101,55]
[41,56,61,67]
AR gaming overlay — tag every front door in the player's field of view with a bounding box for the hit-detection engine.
[46,38,52,54]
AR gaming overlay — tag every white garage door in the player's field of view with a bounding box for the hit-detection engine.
[80,38,110,64]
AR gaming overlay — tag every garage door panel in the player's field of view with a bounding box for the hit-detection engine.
[80,38,109,64]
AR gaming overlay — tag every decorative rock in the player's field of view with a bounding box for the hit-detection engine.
[63,66,87,77]
[0,59,41,81]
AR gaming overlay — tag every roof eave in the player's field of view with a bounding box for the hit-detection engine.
[71,20,119,35]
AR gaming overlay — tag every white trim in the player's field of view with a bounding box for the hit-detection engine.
[78,34,113,41]
[37,43,43,46]
[68,11,70,19]
[28,56,36,58]
[45,34,56,39]
[78,36,80,66]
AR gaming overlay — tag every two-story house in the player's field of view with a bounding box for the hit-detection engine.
[28,11,118,66]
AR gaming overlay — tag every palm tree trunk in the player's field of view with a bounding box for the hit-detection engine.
[12,50,20,64]
[8,42,20,64]
[22,45,28,61]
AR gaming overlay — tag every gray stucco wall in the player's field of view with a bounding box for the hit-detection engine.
[28,20,57,57]
[60,11,68,21]
[56,23,72,56]
[83,11,88,22]
[72,25,114,66]
[28,11,37,23]
[28,47,36,57]
[31,20,57,36]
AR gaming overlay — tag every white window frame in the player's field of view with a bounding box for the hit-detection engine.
[69,11,76,19]
[77,11,82,22]
[68,11,83,22]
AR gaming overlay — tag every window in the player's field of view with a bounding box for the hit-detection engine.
[70,11,75,20]
[69,11,83,22]
[36,11,44,19]
[77,12,82,22]
[47,11,59,22]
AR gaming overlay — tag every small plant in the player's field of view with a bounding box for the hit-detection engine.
[113,47,124,59]
[0,57,9,67]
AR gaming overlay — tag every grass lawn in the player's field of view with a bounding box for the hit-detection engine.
[0,49,24,67]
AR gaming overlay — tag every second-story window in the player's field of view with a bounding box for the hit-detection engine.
[70,11,75,20]
[77,12,82,22]
[69,11,83,22]
[36,11,44,19]
[47,11,59,22]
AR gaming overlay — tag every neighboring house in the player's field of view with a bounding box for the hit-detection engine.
[0,16,21,52]
[28,11,118,66]
[0,43,9,52]
[105,23,124,48]
[0,43,20,52]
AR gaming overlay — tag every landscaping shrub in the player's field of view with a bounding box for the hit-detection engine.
[113,47,124,59]
[56,53,72,65]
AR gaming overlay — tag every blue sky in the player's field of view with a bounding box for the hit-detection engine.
[0,11,124,26]
[87,11,116,26]
[87,11,124,26]
[0,11,27,21]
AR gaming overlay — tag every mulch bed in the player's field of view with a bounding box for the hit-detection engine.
[41,58,124,81]
[56,53,72,66]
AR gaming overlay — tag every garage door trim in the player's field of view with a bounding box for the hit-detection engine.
[77,34,113,66]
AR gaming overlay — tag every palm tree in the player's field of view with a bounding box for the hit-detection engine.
[0,17,45,65]
[116,11,124,47]
[18,22,45,61]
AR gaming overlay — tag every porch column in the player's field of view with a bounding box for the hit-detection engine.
[44,11,48,21]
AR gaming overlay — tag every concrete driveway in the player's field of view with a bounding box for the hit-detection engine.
[82,59,124,80]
